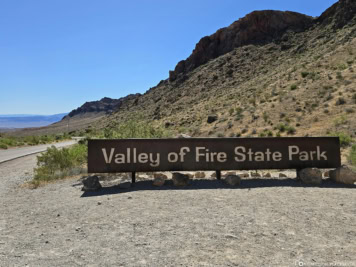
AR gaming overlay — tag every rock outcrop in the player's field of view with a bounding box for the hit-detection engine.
[169,10,313,81]
[64,94,141,119]
[317,0,356,29]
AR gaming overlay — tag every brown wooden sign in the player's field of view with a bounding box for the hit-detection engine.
[88,137,341,173]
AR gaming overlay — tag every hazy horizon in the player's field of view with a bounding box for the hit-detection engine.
[0,0,338,115]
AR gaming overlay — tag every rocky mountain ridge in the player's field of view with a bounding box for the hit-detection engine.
[15,0,356,139]
[169,10,313,82]
[64,94,140,119]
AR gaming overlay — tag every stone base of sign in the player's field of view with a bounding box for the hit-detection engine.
[195,172,206,178]
[153,173,168,180]
[82,175,102,191]
[238,173,250,178]
[298,168,322,185]
[323,171,330,178]
[251,172,261,178]
[225,175,241,186]
[330,166,356,185]
[153,177,166,187]
[172,173,190,187]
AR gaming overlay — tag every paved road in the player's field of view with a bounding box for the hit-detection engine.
[0,140,77,164]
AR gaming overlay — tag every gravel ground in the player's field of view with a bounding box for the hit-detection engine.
[1,155,356,267]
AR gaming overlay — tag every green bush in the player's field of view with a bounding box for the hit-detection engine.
[100,119,170,139]
[33,144,87,182]
[349,145,356,166]
[0,143,8,149]
[301,71,309,78]
[286,126,296,135]
[329,132,353,147]
[290,84,297,91]
[275,123,296,135]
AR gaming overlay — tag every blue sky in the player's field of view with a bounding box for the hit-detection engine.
[0,0,338,115]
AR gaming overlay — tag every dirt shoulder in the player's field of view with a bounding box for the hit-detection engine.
[0,156,355,267]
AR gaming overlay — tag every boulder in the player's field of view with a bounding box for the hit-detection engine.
[153,177,165,187]
[298,168,322,185]
[224,171,236,177]
[264,172,272,178]
[195,172,206,178]
[186,173,194,179]
[279,173,287,178]
[172,173,190,187]
[176,134,191,138]
[323,171,330,178]
[330,166,356,185]
[207,115,218,124]
[82,175,102,191]
[211,172,217,178]
[225,175,241,186]
[238,173,250,178]
[251,172,261,177]
[153,173,168,180]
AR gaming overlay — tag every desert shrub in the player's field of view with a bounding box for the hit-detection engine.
[301,71,309,78]
[338,64,347,70]
[259,130,273,137]
[0,143,8,149]
[276,123,296,135]
[287,126,296,135]
[349,145,356,166]
[329,132,353,147]
[101,119,170,139]
[24,136,41,145]
[333,115,348,126]
[33,144,87,183]
[335,97,346,105]
[336,72,343,80]
[290,84,297,90]
[276,123,287,132]
[263,112,269,122]
[0,137,17,147]
[228,108,235,116]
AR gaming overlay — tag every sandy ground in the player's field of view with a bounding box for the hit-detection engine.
[0,155,356,267]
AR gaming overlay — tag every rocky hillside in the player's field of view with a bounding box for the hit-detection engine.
[16,0,356,140]
[98,0,356,141]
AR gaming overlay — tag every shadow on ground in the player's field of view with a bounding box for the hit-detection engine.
[81,178,356,198]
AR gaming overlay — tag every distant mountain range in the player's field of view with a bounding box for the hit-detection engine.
[0,113,68,129]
